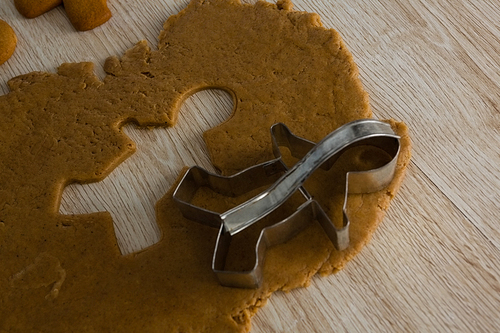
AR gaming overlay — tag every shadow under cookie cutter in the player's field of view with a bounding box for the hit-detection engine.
[173,119,400,288]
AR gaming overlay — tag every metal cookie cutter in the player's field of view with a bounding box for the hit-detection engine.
[173,119,400,288]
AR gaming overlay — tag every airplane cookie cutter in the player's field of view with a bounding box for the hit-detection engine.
[173,119,400,288]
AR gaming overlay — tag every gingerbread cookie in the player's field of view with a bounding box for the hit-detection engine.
[0,19,16,65]
[14,0,111,31]
[0,0,411,331]
[14,0,62,19]
[64,0,112,31]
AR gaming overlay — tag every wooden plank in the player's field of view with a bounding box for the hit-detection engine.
[304,0,500,249]
[254,165,500,332]
[0,0,188,93]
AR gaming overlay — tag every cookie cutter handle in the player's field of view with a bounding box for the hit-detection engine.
[221,120,400,235]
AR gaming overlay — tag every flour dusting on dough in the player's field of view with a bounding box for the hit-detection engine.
[9,252,66,300]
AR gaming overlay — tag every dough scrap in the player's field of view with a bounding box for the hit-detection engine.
[0,0,411,331]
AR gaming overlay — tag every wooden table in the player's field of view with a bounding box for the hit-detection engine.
[2,0,499,331]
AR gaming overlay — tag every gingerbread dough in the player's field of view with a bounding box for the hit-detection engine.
[0,0,411,331]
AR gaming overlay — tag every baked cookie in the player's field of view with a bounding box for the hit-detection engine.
[0,0,411,332]
[14,0,62,18]
[14,0,111,31]
[0,19,16,65]
[64,0,112,31]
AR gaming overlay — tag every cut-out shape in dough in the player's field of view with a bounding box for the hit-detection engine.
[60,89,233,254]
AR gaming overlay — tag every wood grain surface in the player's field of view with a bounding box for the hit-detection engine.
[1,0,500,331]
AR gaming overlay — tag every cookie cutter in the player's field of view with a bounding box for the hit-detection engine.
[173,119,400,288]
